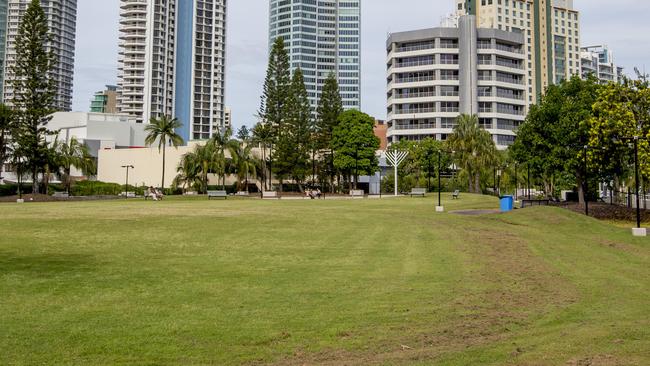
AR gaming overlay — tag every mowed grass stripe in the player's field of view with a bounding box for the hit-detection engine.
[1,194,648,365]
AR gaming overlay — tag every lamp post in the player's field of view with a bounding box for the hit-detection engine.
[614,135,648,236]
[121,165,134,199]
[436,149,443,212]
[583,145,589,216]
[497,168,502,197]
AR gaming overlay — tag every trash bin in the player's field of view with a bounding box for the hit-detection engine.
[499,195,514,212]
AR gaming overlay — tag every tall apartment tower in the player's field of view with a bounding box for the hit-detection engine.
[117,0,227,142]
[456,0,580,104]
[386,15,525,148]
[268,0,361,110]
[2,0,77,111]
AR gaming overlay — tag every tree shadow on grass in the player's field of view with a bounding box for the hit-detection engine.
[0,252,99,277]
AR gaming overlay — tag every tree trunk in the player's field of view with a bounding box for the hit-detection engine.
[32,166,38,194]
[577,174,585,205]
[475,172,480,194]
[467,167,472,193]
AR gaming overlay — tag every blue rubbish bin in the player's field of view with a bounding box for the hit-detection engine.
[499,195,514,212]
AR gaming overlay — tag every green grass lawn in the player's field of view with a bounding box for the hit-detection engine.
[1,194,648,365]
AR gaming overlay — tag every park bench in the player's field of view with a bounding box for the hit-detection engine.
[350,189,365,199]
[520,199,550,208]
[207,190,228,200]
[120,192,136,198]
[52,192,69,198]
[262,191,279,199]
[410,188,426,197]
[235,191,250,197]
[452,190,460,199]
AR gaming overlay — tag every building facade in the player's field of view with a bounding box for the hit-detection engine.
[581,45,624,84]
[268,0,361,110]
[386,15,525,148]
[90,85,118,113]
[2,0,77,111]
[117,0,227,141]
[456,0,580,104]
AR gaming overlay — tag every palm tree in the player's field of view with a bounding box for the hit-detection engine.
[173,151,201,194]
[210,127,238,189]
[231,142,258,192]
[447,114,497,193]
[54,136,96,194]
[145,116,184,190]
[252,122,274,190]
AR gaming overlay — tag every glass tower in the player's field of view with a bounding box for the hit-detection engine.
[3,0,77,111]
[268,0,361,110]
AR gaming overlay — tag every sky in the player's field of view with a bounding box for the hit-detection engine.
[73,0,650,130]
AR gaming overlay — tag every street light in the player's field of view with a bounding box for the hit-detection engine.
[121,165,134,199]
[614,135,648,235]
[436,149,453,212]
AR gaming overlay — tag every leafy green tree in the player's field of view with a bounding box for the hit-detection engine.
[447,114,498,193]
[332,110,380,189]
[416,138,451,192]
[512,76,600,202]
[273,68,312,191]
[9,0,57,194]
[588,78,650,195]
[145,115,184,189]
[258,37,291,189]
[316,73,343,191]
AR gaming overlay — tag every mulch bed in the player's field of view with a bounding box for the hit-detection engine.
[557,202,650,223]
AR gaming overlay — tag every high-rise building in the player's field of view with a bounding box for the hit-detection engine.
[90,85,118,114]
[581,45,624,84]
[224,107,231,130]
[386,15,525,148]
[0,1,8,96]
[117,0,227,141]
[456,0,580,104]
[2,0,77,111]
[268,0,361,110]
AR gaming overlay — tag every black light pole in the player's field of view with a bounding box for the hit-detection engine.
[121,165,134,199]
[634,137,641,229]
[583,145,589,216]
[614,135,648,230]
[437,149,442,208]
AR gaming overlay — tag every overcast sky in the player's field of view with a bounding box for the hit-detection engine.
[73,0,650,130]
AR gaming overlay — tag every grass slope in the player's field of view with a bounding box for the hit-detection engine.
[0,195,648,365]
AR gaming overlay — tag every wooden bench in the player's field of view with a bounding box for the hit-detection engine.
[452,190,460,199]
[207,190,228,200]
[235,191,250,197]
[410,188,426,197]
[350,189,365,198]
[120,192,136,198]
[52,192,69,198]
[262,191,279,199]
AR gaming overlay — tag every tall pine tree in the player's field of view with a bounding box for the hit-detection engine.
[316,73,343,192]
[273,68,312,191]
[258,37,290,190]
[10,0,57,194]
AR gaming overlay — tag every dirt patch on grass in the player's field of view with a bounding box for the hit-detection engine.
[566,354,633,366]
[271,224,578,365]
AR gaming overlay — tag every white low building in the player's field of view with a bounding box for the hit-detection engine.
[1,112,148,184]
[48,112,148,158]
